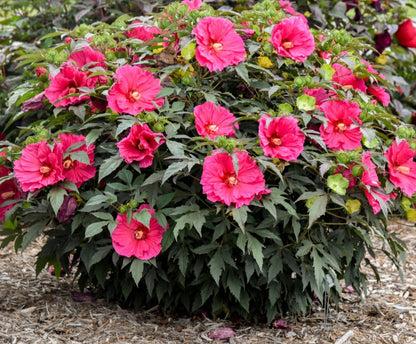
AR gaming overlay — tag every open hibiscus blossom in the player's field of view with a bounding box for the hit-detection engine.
[331,63,367,93]
[45,63,89,107]
[192,16,246,72]
[55,133,96,187]
[107,64,164,115]
[270,16,315,63]
[0,166,21,221]
[117,123,166,167]
[319,100,362,151]
[14,140,64,192]
[385,140,416,197]
[194,102,239,139]
[126,20,162,41]
[201,150,270,208]
[258,115,305,161]
[111,205,166,260]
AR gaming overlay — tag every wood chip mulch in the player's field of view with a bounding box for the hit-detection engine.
[1,220,416,344]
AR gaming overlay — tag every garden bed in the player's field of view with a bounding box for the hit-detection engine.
[1,220,415,344]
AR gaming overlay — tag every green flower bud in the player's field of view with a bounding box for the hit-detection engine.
[25,136,38,145]
[346,199,361,214]
[351,165,363,177]
[294,76,305,87]
[304,75,313,87]
[118,205,128,214]
[128,199,139,209]
[153,122,165,133]
[144,112,156,123]
[336,151,350,164]
[327,174,349,195]
[332,43,342,56]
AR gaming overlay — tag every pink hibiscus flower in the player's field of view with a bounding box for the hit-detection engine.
[181,0,202,11]
[270,16,315,63]
[385,140,416,197]
[279,0,299,15]
[14,140,64,192]
[192,17,246,72]
[68,46,107,88]
[319,100,362,151]
[111,205,166,260]
[194,102,239,139]
[45,63,90,107]
[331,63,367,93]
[55,133,96,187]
[368,85,390,106]
[258,115,305,161]
[117,123,166,167]
[200,150,270,208]
[0,166,21,221]
[107,65,164,115]
[363,188,389,214]
[126,20,162,41]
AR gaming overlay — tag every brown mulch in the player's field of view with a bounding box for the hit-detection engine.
[1,221,416,344]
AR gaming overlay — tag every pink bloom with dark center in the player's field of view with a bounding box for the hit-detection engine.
[13,140,64,192]
[368,85,390,106]
[117,123,166,167]
[126,21,162,41]
[319,100,362,151]
[385,140,416,197]
[55,133,96,187]
[45,63,89,107]
[111,205,166,260]
[200,150,270,208]
[192,17,246,72]
[107,65,164,115]
[331,63,367,93]
[181,0,202,11]
[194,102,239,139]
[258,115,305,161]
[0,166,21,221]
[270,16,315,63]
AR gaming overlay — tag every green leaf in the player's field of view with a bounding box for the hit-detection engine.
[89,245,112,268]
[192,242,219,255]
[92,212,114,221]
[321,64,335,81]
[162,161,189,184]
[267,252,283,283]
[85,128,103,146]
[85,221,109,238]
[98,155,123,182]
[176,248,189,276]
[133,210,151,228]
[142,171,165,186]
[70,150,91,165]
[311,247,325,294]
[48,187,67,216]
[59,181,79,193]
[308,194,328,228]
[296,190,326,202]
[157,87,176,98]
[296,240,313,257]
[173,210,206,238]
[227,272,241,300]
[165,140,185,156]
[247,234,264,270]
[235,63,250,84]
[22,219,49,251]
[232,206,248,232]
[208,250,225,285]
[130,259,145,286]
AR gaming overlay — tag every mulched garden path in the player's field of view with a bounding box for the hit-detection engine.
[1,220,416,344]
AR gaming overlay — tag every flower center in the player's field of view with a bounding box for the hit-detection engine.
[63,158,73,169]
[207,124,219,134]
[397,165,410,174]
[68,87,77,94]
[1,191,15,200]
[336,122,347,132]
[212,42,223,51]
[129,90,141,101]
[271,136,282,146]
[133,225,149,240]
[282,41,294,50]
[137,142,146,150]
[341,85,353,90]
[226,174,238,187]
[39,165,51,175]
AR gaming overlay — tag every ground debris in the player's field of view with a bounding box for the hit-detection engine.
[1,220,416,343]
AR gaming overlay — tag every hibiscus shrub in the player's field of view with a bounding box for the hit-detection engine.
[1,0,416,321]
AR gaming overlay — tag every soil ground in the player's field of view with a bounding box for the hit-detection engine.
[1,220,416,344]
